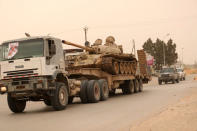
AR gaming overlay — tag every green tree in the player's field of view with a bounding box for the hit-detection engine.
[143,38,154,55]
[165,39,178,65]
[143,38,178,69]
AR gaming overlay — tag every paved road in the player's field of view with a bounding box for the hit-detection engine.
[0,75,197,131]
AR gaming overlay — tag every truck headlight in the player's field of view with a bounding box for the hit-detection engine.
[0,86,7,94]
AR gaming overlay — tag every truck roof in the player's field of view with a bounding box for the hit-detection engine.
[1,36,60,44]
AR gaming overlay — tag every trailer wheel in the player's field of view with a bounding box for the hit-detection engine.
[51,82,68,111]
[87,80,100,103]
[44,99,51,106]
[139,79,143,92]
[98,79,109,101]
[134,79,140,93]
[172,79,175,84]
[7,93,26,113]
[122,80,134,94]
[158,80,162,85]
[80,80,88,103]
[109,89,116,96]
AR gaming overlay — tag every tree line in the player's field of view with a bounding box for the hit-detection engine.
[143,38,178,69]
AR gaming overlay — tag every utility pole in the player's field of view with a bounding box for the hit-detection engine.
[132,39,136,57]
[182,48,184,66]
[83,26,88,42]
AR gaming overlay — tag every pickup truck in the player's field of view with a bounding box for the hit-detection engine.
[158,67,179,85]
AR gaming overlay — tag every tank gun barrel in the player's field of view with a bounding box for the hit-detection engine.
[62,40,95,52]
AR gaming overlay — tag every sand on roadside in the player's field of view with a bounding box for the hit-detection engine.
[130,87,197,131]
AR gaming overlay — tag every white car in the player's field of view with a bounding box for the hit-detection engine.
[176,68,186,81]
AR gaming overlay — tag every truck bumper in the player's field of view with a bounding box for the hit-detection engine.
[0,76,54,95]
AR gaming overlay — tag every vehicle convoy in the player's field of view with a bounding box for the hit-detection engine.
[158,67,179,85]
[176,68,186,81]
[0,35,151,113]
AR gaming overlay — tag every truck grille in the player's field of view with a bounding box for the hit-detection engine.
[161,74,169,77]
[3,68,38,79]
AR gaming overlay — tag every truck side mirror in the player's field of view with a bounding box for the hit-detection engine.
[48,40,56,56]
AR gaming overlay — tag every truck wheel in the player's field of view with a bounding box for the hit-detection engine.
[139,79,143,92]
[80,80,88,103]
[68,96,74,104]
[51,82,68,111]
[7,94,26,113]
[87,80,100,103]
[112,61,119,74]
[122,80,134,94]
[98,79,109,101]
[134,79,139,93]
[183,77,185,80]
[176,78,179,83]
[44,99,51,106]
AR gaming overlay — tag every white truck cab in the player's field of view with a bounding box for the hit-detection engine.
[0,36,72,112]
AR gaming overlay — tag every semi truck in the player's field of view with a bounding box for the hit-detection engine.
[0,36,151,113]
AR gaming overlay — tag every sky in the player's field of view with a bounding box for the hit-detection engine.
[0,0,196,64]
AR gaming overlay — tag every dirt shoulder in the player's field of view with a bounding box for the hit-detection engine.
[130,87,197,131]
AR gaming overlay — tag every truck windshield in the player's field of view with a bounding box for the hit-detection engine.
[177,69,183,72]
[160,68,174,73]
[0,38,44,61]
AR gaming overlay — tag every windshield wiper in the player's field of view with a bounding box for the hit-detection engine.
[17,56,34,59]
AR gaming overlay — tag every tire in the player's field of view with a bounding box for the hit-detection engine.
[139,79,143,92]
[68,96,74,104]
[87,80,100,103]
[134,79,140,93]
[122,80,134,94]
[98,79,109,101]
[7,93,26,113]
[158,80,162,85]
[79,80,88,103]
[183,77,185,80]
[51,82,68,111]
[177,78,179,83]
[44,99,51,106]
[172,79,175,84]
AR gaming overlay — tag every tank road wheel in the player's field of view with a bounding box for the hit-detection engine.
[134,79,140,93]
[98,79,109,101]
[79,80,89,103]
[128,63,132,74]
[112,61,120,74]
[7,94,26,113]
[122,80,134,94]
[119,62,125,74]
[139,79,143,92]
[51,82,68,111]
[87,80,100,103]
[124,62,129,74]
